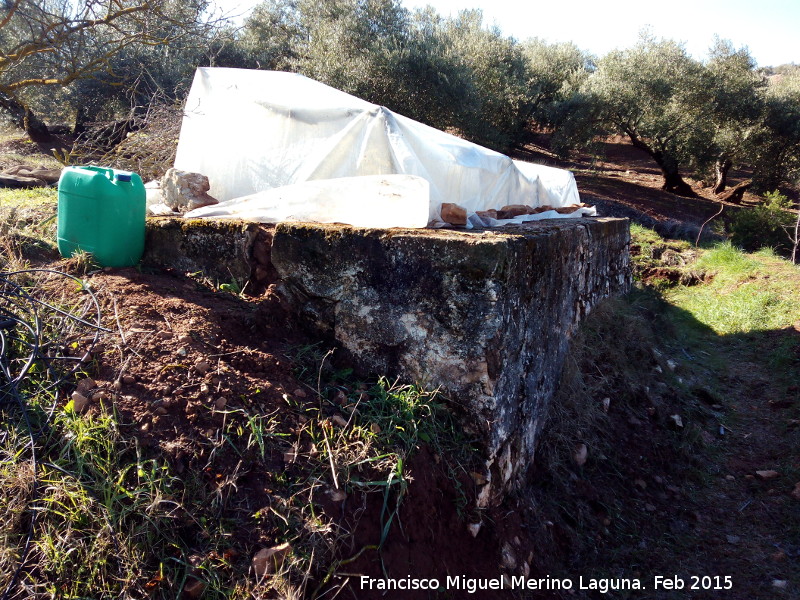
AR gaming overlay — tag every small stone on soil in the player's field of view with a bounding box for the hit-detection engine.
[772,551,787,562]
[76,377,96,394]
[71,391,90,414]
[501,542,517,570]
[470,471,488,486]
[183,579,206,600]
[756,470,779,480]
[573,443,588,467]
[252,543,291,579]
[195,361,211,375]
[182,578,206,599]
[327,487,347,502]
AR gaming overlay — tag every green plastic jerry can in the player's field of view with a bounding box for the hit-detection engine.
[57,166,146,268]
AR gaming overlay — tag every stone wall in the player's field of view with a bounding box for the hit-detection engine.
[142,218,276,294]
[270,219,631,505]
[144,217,631,505]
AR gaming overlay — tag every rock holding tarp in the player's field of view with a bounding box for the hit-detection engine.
[161,168,218,211]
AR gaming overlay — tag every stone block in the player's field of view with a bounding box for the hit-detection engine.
[270,218,631,501]
[143,218,276,294]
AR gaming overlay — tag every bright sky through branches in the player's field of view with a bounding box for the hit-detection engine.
[214,0,798,67]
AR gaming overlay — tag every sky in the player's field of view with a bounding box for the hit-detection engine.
[213,0,799,67]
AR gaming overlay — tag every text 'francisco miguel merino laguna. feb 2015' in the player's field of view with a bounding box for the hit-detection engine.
[359,574,735,594]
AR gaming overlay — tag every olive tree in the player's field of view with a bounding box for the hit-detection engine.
[519,38,596,157]
[236,0,303,70]
[750,68,800,191]
[429,10,530,149]
[388,7,478,132]
[582,34,714,196]
[241,1,529,151]
[289,0,410,103]
[521,38,592,124]
[704,38,764,194]
[0,0,214,142]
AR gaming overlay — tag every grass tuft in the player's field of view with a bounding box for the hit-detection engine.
[667,241,800,335]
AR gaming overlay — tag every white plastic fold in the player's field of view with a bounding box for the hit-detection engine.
[185,174,430,228]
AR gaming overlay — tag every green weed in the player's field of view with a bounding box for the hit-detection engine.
[667,241,800,335]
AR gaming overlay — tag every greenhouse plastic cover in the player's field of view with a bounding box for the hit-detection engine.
[175,68,583,226]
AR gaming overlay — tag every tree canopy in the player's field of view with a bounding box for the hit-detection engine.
[0,0,215,141]
[0,0,798,196]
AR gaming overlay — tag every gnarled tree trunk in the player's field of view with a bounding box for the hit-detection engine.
[624,129,697,197]
[713,157,732,195]
[717,179,752,204]
[652,150,697,197]
[0,92,53,143]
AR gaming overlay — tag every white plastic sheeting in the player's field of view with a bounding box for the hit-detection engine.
[175,68,582,226]
[186,174,430,228]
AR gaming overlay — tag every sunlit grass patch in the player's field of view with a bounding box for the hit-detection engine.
[694,241,760,278]
[666,241,800,335]
[0,186,57,207]
[0,188,58,266]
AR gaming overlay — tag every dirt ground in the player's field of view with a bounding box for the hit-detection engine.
[92,268,509,598]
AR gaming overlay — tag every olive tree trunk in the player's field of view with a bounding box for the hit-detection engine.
[713,157,732,195]
[624,129,697,197]
[652,151,697,197]
[0,93,53,143]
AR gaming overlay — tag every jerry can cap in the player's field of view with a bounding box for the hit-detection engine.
[115,172,132,182]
